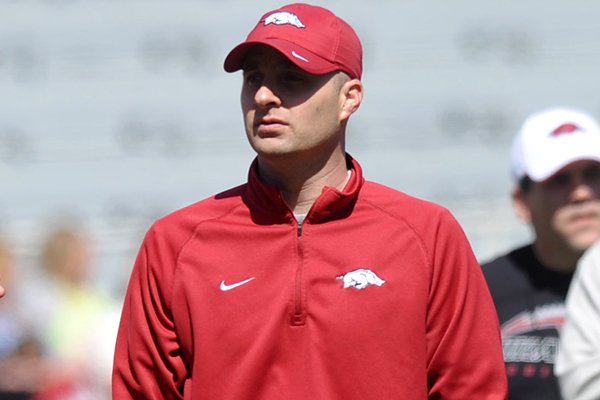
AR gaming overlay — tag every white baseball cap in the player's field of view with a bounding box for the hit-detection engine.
[511,107,600,182]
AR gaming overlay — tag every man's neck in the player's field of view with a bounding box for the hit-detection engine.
[257,151,349,214]
[532,241,582,273]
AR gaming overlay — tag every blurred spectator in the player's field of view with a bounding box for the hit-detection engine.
[555,239,600,400]
[481,108,600,399]
[0,236,48,399]
[20,225,120,400]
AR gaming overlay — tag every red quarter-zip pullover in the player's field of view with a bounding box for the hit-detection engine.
[113,155,508,399]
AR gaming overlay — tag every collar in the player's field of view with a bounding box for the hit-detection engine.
[243,153,365,225]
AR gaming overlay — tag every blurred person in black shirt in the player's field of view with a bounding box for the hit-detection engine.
[482,107,600,400]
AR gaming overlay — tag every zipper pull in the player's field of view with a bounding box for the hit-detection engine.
[295,214,306,236]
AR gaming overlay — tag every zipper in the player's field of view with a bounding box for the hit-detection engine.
[291,218,306,326]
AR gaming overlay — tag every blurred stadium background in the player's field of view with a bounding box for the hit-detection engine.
[2,0,599,300]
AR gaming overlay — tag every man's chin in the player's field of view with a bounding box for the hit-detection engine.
[568,230,600,253]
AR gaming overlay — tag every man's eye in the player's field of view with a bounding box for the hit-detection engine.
[244,72,262,85]
[281,72,306,84]
[550,173,571,187]
[584,166,600,182]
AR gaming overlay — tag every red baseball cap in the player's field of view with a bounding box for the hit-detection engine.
[223,3,363,79]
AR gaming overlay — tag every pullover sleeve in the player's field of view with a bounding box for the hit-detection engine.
[425,209,508,399]
[555,241,600,400]
[112,226,188,399]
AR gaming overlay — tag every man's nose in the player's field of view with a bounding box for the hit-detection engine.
[569,177,598,203]
[255,84,281,108]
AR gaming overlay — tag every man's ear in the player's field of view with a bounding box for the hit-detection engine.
[512,186,532,223]
[340,79,363,121]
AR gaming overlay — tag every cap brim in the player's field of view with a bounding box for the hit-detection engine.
[223,39,339,76]
[531,155,600,182]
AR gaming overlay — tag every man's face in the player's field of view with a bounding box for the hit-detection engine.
[240,45,356,163]
[518,160,600,252]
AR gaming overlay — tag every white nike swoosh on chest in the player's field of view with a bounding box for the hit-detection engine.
[220,277,255,291]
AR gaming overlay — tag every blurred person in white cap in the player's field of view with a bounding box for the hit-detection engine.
[555,238,600,400]
[112,3,507,399]
[482,107,600,400]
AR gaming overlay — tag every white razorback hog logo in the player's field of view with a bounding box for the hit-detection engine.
[263,11,305,28]
[336,268,386,290]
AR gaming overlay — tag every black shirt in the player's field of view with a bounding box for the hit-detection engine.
[482,244,573,400]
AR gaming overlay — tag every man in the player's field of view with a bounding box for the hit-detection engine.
[482,107,600,399]
[113,3,507,399]
[555,239,600,400]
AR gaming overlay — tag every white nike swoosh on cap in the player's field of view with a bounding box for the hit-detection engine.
[291,50,309,63]
[220,277,255,291]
